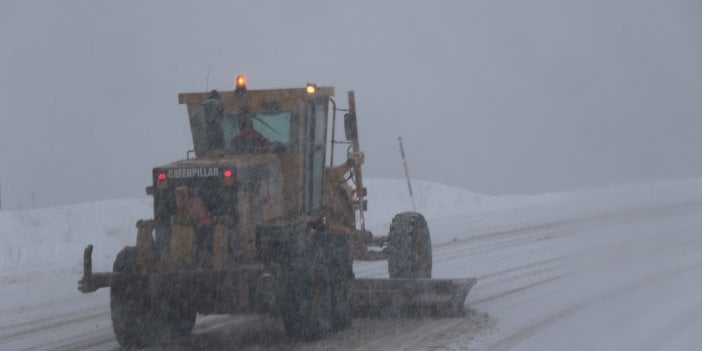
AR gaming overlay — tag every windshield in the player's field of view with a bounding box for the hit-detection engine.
[222,112,293,154]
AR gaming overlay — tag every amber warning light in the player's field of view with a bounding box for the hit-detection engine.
[236,75,247,90]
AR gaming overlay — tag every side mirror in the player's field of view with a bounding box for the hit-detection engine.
[344,112,358,141]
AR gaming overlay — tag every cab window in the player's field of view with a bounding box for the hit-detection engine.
[223,112,293,153]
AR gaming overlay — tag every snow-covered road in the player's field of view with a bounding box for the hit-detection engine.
[470,201,702,351]
[1,179,700,350]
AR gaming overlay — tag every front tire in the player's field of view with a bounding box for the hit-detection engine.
[387,212,432,279]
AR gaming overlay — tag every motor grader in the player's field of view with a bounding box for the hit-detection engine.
[78,76,476,348]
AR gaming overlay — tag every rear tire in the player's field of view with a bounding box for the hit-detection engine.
[154,284,197,339]
[110,247,196,348]
[111,247,158,348]
[387,212,432,279]
[322,231,354,330]
[280,233,334,340]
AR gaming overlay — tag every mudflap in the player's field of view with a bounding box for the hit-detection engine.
[352,278,477,318]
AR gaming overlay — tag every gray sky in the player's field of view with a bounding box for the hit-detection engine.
[1,0,701,209]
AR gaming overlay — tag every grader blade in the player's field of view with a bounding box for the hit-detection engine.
[352,278,477,318]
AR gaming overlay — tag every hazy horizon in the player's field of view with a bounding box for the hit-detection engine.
[1,0,701,209]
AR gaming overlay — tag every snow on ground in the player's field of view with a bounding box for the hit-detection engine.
[1,177,701,350]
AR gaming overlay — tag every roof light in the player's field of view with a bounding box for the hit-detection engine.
[306,83,317,94]
[236,75,247,90]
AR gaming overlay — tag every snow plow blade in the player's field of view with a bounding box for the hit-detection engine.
[352,278,477,318]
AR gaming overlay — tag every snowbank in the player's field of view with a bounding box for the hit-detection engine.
[1,177,700,275]
[0,199,152,274]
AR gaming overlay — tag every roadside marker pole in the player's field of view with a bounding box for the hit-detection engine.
[398,137,416,212]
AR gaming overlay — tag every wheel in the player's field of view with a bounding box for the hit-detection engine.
[321,231,354,330]
[153,283,197,340]
[110,247,196,348]
[279,233,334,340]
[110,247,159,348]
[387,212,432,279]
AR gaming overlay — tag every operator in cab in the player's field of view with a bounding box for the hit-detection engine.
[230,115,272,153]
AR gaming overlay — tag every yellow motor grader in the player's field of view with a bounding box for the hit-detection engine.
[78,76,476,348]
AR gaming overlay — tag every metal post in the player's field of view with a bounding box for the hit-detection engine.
[329,98,337,167]
[348,91,366,232]
[398,137,416,212]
